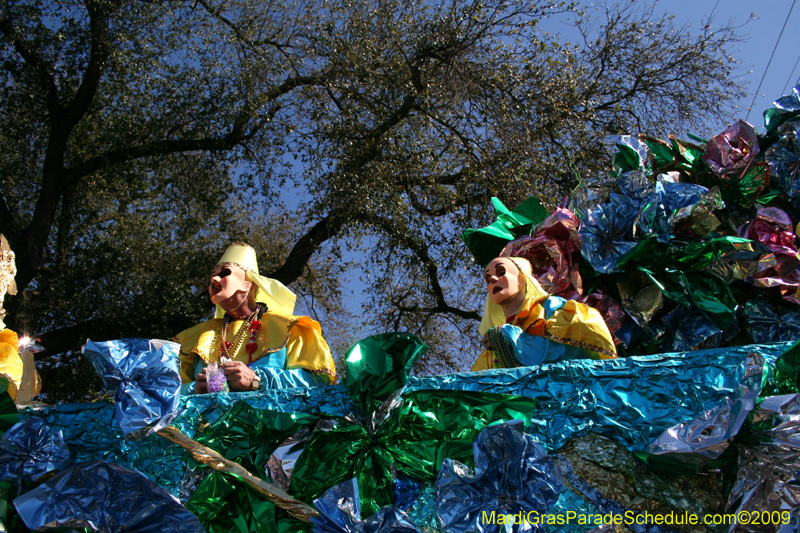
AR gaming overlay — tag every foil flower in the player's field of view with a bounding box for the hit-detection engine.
[701,120,768,206]
[703,120,761,176]
[435,421,562,533]
[660,305,723,352]
[83,338,181,440]
[461,197,549,268]
[579,197,638,274]
[499,208,583,298]
[13,460,206,532]
[311,478,420,533]
[743,300,800,344]
[764,83,800,134]
[765,121,800,209]
[738,207,800,298]
[0,417,69,489]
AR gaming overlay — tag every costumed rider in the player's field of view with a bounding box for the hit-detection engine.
[174,242,337,394]
[0,234,33,401]
[472,256,617,371]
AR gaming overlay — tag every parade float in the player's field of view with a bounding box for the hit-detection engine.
[1,85,800,532]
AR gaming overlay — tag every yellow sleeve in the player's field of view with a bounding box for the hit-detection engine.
[471,349,498,371]
[0,329,22,399]
[545,300,617,359]
[284,316,336,384]
[173,319,221,384]
[177,346,197,384]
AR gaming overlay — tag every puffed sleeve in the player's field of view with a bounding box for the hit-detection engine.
[284,316,337,384]
[544,300,617,359]
[0,329,23,399]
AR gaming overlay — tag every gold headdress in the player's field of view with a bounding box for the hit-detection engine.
[214,243,297,318]
[0,235,17,331]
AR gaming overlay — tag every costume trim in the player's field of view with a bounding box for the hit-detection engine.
[0,372,18,395]
[542,331,616,358]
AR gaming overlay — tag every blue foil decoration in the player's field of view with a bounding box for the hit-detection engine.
[83,338,181,440]
[661,305,723,352]
[579,199,638,274]
[435,421,563,533]
[744,300,800,344]
[13,460,206,532]
[0,417,69,488]
[394,474,420,512]
[645,351,764,469]
[311,478,420,533]
[765,121,800,208]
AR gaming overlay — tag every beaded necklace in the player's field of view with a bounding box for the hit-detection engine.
[219,305,263,366]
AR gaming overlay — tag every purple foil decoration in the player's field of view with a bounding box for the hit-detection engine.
[702,120,761,177]
[500,208,583,298]
[738,208,800,299]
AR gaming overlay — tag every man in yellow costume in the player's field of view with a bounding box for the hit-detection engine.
[174,243,336,393]
[0,235,26,400]
[473,256,617,371]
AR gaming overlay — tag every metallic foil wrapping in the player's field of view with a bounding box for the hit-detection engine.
[196,400,318,477]
[702,120,761,178]
[186,471,310,533]
[744,300,800,344]
[83,338,182,440]
[289,389,537,516]
[765,121,800,209]
[0,417,69,489]
[344,332,428,415]
[310,478,420,533]
[643,351,763,470]
[435,421,562,533]
[461,196,549,268]
[500,209,583,298]
[579,198,638,274]
[765,84,800,134]
[13,460,206,532]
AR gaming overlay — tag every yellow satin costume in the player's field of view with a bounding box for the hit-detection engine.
[174,242,336,386]
[0,329,23,400]
[472,257,617,371]
[175,312,335,384]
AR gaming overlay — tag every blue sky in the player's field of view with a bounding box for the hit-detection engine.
[539,1,800,132]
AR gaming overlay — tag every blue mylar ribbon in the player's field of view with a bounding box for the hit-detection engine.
[83,338,181,440]
[311,478,420,533]
[13,459,205,532]
[435,421,563,533]
[0,417,69,489]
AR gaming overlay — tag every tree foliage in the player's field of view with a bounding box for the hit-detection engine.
[0,0,745,401]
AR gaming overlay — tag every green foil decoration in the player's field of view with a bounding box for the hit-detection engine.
[187,471,311,533]
[0,377,18,437]
[760,340,800,397]
[345,333,428,415]
[289,390,536,516]
[196,401,318,475]
[461,196,548,268]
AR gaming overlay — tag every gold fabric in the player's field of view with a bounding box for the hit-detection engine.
[212,243,297,318]
[174,312,336,384]
[473,256,617,372]
[0,329,23,399]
